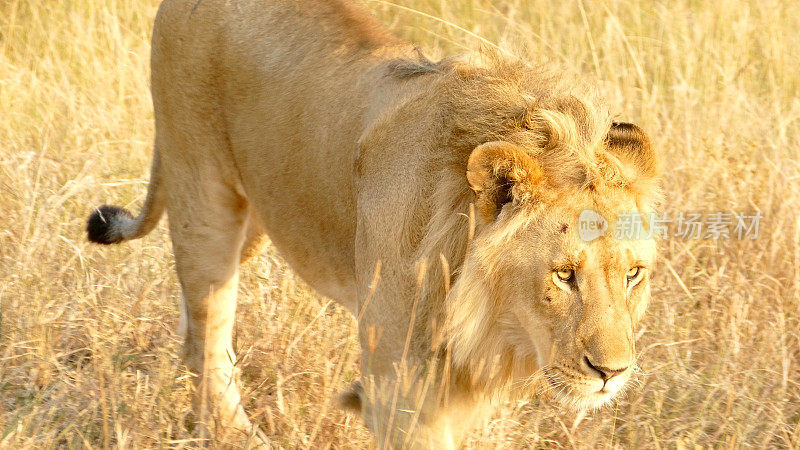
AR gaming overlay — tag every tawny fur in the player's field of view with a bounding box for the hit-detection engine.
[86,0,661,447]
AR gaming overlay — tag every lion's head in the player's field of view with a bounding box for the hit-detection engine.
[444,119,659,411]
[396,56,660,411]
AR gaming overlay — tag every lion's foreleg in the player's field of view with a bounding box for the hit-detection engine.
[360,368,459,450]
[356,288,463,448]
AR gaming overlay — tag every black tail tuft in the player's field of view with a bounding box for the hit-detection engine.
[86,205,134,244]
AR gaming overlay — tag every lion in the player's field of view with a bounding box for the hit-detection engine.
[86,0,660,447]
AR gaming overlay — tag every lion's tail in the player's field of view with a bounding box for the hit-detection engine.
[86,151,165,245]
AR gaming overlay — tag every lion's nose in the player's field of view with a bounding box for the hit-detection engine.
[583,356,627,381]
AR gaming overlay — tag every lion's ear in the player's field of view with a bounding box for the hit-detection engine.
[605,122,658,180]
[466,141,544,221]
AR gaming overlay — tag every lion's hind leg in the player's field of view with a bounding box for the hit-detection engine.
[239,209,269,264]
[164,166,267,446]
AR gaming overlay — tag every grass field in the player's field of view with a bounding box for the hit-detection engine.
[1,0,799,448]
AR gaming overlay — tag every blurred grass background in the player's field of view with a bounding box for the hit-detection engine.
[1,0,799,447]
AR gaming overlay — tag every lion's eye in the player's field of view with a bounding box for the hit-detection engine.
[552,268,576,291]
[626,267,643,285]
[556,269,574,282]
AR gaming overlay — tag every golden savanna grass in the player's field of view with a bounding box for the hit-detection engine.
[1,0,799,447]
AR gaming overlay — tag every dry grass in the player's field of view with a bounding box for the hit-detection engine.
[1,0,799,448]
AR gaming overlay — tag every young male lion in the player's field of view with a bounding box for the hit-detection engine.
[87,0,660,447]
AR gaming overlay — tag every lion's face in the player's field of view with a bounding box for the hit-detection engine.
[451,123,658,411]
[487,195,655,410]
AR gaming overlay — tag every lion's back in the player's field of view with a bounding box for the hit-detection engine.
[147,0,411,310]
